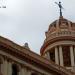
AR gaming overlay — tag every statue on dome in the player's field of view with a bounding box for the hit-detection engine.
[55,1,64,17]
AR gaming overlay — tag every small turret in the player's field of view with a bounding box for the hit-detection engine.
[23,42,30,50]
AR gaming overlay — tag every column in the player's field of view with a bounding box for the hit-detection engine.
[2,59,8,75]
[7,61,12,75]
[59,46,63,66]
[74,47,75,62]
[25,69,31,75]
[27,71,31,75]
[44,53,47,58]
[70,46,75,67]
[55,47,59,65]
[0,56,3,75]
[47,52,50,60]
[44,52,50,60]
[1,62,3,75]
[18,70,21,75]
[20,67,25,75]
[25,68,28,75]
[18,65,21,75]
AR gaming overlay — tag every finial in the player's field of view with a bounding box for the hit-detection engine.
[55,1,64,17]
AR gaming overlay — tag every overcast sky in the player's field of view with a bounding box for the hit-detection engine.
[0,0,75,54]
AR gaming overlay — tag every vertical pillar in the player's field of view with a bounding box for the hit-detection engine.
[24,68,27,75]
[18,70,21,75]
[27,71,31,75]
[26,69,31,75]
[18,65,21,75]
[47,52,50,60]
[59,46,63,66]
[70,46,75,67]
[55,47,59,65]
[0,57,4,75]
[2,59,8,75]
[74,47,75,62]
[44,53,47,58]
[20,67,25,75]
[7,61,12,75]
[44,52,50,60]
[1,63,3,75]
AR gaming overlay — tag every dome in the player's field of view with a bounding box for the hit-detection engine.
[40,16,75,55]
[40,16,75,72]
[46,16,72,38]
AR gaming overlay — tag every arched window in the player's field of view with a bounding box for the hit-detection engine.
[12,64,19,75]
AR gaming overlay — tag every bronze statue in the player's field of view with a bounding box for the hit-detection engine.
[55,1,63,17]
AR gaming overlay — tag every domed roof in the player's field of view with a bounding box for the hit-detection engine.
[48,16,72,34]
[44,16,74,39]
[40,16,75,55]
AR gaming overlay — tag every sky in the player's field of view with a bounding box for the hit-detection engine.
[0,0,75,54]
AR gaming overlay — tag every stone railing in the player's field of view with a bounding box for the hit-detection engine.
[46,31,75,42]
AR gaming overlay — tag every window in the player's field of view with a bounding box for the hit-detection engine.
[49,48,55,62]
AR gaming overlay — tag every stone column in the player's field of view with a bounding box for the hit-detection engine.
[55,47,59,65]
[1,63,3,75]
[47,52,50,60]
[24,68,27,75]
[26,69,31,75]
[18,65,21,75]
[44,53,47,58]
[0,57,3,75]
[7,61,12,75]
[2,59,8,75]
[44,52,50,60]
[70,46,75,67]
[27,71,31,75]
[18,70,21,75]
[59,46,63,66]
[20,67,25,75]
[74,47,75,62]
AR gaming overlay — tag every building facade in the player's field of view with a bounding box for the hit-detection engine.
[0,16,75,75]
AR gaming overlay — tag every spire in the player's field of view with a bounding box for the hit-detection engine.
[55,1,63,17]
